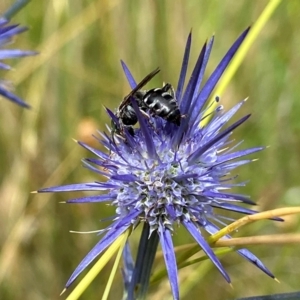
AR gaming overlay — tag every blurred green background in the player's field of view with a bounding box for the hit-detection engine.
[0,0,300,299]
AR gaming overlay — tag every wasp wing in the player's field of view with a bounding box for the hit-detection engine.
[119,68,160,110]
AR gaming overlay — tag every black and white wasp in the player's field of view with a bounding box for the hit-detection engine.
[112,68,182,139]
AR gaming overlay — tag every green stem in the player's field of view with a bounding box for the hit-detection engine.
[3,0,31,19]
[128,223,159,300]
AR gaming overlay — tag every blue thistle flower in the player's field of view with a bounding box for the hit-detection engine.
[38,27,277,299]
[0,18,37,108]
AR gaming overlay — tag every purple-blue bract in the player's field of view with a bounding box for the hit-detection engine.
[0,18,36,108]
[39,27,276,299]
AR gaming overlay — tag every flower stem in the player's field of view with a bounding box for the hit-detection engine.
[3,0,31,19]
[128,223,159,300]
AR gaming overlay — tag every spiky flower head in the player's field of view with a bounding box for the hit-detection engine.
[0,18,36,107]
[38,28,276,299]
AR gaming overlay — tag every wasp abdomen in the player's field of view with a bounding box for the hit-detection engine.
[144,87,181,126]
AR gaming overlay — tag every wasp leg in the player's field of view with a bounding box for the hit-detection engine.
[139,109,151,120]
[138,107,159,133]
[169,84,176,99]
[161,83,176,100]
[161,83,171,93]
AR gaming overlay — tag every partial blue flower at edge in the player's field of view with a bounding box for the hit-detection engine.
[38,27,279,299]
[0,18,37,108]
